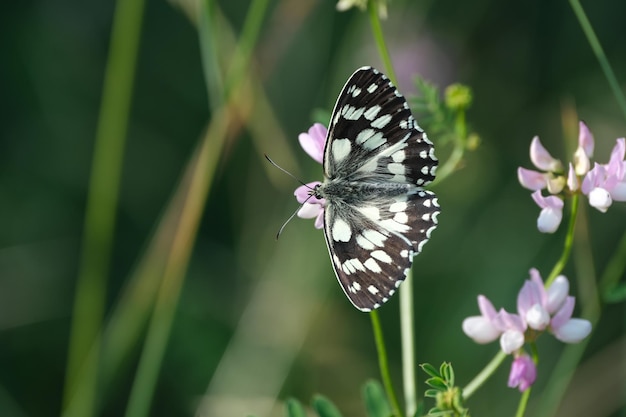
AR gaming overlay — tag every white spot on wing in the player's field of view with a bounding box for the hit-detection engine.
[371,250,392,263]
[342,105,365,120]
[362,229,386,246]
[387,163,405,175]
[356,129,386,150]
[331,138,351,162]
[356,234,376,250]
[364,258,382,273]
[371,114,393,129]
[389,201,407,212]
[363,105,382,121]
[393,212,408,223]
[367,83,378,93]
[368,285,379,294]
[332,218,352,242]
[392,150,405,162]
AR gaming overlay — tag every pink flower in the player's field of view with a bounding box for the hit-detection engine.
[550,296,592,343]
[462,296,526,353]
[295,124,328,227]
[531,191,563,233]
[517,137,565,193]
[463,269,592,391]
[508,354,537,392]
[294,182,325,229]
[573,121,594,175]
[581,138,626,212]
[494,310,526,354]
[517,269,568,331]
[530,136,563,172]
[298,123,327,164]
[462,295,502,344]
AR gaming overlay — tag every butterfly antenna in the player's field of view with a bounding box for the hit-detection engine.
[275,193,316,240]
[264,154,313,189]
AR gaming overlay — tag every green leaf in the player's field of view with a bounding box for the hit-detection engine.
[425,377,447,390]
[362,380,392,417]
[440,363,454,386]
[424,389,440,398]
[420,363,440,378]
[312,395,343,417]
[285,398,307,417]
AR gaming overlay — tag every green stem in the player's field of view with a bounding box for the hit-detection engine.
[514,388,532,417]
[62,0,146,414]
[461,350,507,399]
[545,193,579,286]
[370,311,404,417]
[368,1,397,84]
[568,0,626,121]
[368,4,417,415]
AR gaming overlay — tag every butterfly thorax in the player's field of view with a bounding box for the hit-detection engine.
[315,179,412,204]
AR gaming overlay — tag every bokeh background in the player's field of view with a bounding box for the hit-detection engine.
[1,0,625,416]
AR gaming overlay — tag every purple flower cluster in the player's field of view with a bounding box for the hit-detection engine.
[518,121,626,232]
[462,269,591,392]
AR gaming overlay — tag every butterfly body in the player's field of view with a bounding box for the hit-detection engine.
[311,67,440,312]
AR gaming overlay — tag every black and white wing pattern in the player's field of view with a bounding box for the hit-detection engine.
[315,67,440,312]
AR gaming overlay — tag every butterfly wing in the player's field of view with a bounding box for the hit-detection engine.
[323,189,439,311]
[323,67,437,187]
[320,67,440,311]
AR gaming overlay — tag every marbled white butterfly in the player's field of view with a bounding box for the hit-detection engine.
[314,66,440,312]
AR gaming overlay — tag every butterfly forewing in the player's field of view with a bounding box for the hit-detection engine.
[317,66,440,312]
[324,67,437,187]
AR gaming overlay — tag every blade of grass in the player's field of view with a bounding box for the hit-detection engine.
[124,0,272,415]
[568,0,626,121]
[62,0,146,415]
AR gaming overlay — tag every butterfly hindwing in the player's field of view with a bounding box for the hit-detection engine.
[323,189,440,311]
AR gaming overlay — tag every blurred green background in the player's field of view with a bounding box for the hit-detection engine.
[1,0,625,416]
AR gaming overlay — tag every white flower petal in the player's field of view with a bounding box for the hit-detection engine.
[525,304,550,330]
[546,275,569,313]
[588,187,612,212]
[553,318,592,343]
[462,316,501,344]
[500,329,525,354]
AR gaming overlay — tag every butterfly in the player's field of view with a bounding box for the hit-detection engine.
[312,66,440,312]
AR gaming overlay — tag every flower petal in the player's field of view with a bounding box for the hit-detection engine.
[567,163,579,191]
[508,354,537,392]
[552,318,592,343]
[518,167,548,191]
[478,295,498,320]
[294,182,322,204]
[500,329,525,354]
[578,121,594,158]
[525,304,550,330]
[573,146,591,176]
[550,296,574,329]
[462,316,501,344]
[531,192,563,233]
[530,136,562,172]
[588,187,612,213]
[546,275,569,314]
[298,123,327,164]
[610,180,626,202]
[297,202,323,219]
